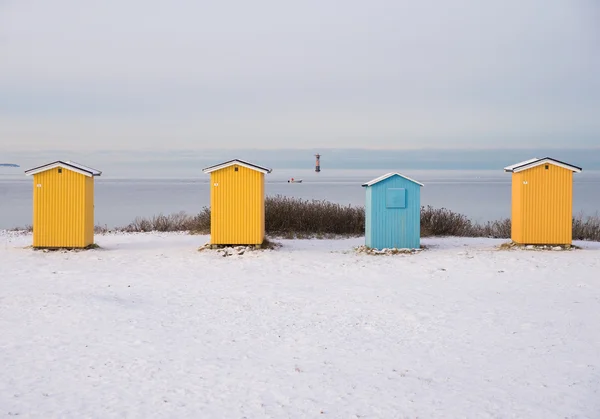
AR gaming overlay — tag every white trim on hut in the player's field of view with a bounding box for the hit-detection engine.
[24,161,102,177]
[362,172,424,187]
[202,159,272,174]
[504,157,582,173]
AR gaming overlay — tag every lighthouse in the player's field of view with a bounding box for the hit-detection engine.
[315,154,321,173]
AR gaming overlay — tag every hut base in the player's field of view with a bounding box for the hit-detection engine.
[499,241,578,251]
[32,243,100,251]
[209,243,263,248]
[208,244,262,250]
[201,239,280,252]
[356,245,425,255]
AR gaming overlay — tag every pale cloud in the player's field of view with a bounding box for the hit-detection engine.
[1,0,599,151]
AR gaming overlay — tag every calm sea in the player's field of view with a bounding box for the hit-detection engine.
[1,169,599,229]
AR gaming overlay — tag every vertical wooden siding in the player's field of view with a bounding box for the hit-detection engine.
[84,176,95,246]
[366,176,421,249]
[512,164,573,245]
[33,167,93,248]
[511,172,523,243]
[210,165,265,245]
[365,187,373,248]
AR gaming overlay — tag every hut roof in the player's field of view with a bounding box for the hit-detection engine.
[504,157,582,173]
[202,159,272,174]
[362,172,424,187]
[25,161,102,177]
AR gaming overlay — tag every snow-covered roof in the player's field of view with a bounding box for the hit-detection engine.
[202,159,272,174]
[362,172,424,187]
[504,157,582,173]
[503,158,540,172]
[25,161,102,177]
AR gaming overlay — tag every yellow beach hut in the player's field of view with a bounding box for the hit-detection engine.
[202,159,272,246]
[25,161,102,248]
[504,157,582,245]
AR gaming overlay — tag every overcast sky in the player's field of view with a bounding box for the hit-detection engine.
[1,0,599,152]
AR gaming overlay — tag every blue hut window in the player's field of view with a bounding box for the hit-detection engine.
[386,188,406,208]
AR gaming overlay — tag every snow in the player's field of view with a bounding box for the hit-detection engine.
[1,232,599,418]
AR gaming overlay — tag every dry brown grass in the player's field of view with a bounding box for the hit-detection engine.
[420,205,511,238]
[11,198,592,242]
[572,212,600,242]
[115,204,600,241]
[120,208,211,234]
[265,195,365,236]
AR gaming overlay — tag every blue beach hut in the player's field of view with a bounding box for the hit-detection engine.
[362,173,424,250]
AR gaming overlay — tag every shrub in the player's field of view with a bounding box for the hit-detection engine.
[572,213,600,242]
[121,209,211,233]
[420,205,511,238]
[94,225,109,234]
[8,225,33,233]
[477,218,512,239]
[420,205,474,237]
[265,195,364,236]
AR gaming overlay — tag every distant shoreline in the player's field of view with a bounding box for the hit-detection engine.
[0,164,20,167]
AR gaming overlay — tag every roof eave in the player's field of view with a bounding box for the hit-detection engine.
[202,159,272,174]
[66,161,102,176]
[24,161,100,177]
[506,158,582,173]
[363,172,424,187]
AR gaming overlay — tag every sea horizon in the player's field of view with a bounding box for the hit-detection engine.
[2,168,599,230]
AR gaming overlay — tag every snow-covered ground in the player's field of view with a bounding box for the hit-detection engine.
[1,232,599,418]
